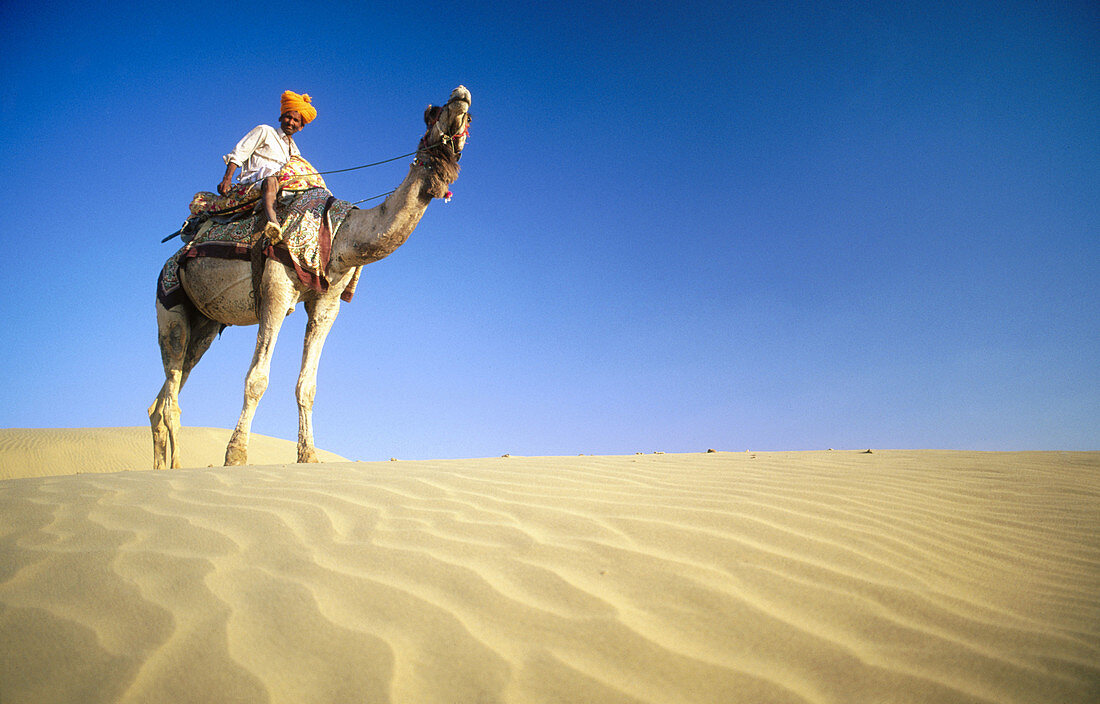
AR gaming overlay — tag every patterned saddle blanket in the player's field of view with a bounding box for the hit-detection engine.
[158,187,358,311]
[188,155,327,218]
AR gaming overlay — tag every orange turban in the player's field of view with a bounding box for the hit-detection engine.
[280,91,317,124]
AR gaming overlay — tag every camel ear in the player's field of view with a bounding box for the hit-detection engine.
[424,104,442,126]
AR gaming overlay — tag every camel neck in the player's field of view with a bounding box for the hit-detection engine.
[329,164,432,274]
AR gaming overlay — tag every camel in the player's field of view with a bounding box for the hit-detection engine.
[149,86,471,469]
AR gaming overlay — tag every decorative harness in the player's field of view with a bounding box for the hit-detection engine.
[414,110,470,167]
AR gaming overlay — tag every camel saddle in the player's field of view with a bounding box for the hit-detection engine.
[157,187,360,312]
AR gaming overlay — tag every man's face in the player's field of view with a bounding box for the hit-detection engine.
[280,110,303,136]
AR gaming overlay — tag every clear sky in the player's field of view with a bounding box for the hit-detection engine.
[1,1,1096,460]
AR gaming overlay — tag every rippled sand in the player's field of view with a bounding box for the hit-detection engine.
[1,434,1097,703]
[0,427,346,479]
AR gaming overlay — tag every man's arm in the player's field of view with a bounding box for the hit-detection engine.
[220,124,271,194]
[218,162,238,195]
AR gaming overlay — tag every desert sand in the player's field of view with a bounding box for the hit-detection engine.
[0,427,347,480]
[0,429,1097,703]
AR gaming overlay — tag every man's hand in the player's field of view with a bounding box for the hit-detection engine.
[218,163,238,195]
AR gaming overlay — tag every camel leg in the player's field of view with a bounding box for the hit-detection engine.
[225,263,298,466]
[150,302,189,470]
[296,297,341,463]
[181,316,222,387]
[150,304,222,470]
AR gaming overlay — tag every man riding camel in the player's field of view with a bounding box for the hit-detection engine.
[187,91,325,243]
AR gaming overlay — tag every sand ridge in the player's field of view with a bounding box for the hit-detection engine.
[0,427,347,479]
[0,442,1098,703]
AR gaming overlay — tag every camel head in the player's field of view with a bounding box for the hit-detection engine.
[417,85,471,199]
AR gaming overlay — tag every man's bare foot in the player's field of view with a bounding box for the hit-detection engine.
[263,220,283,243]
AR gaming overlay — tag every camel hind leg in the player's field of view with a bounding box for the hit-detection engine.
[150,301,220,469]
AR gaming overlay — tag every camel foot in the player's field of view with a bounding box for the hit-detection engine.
[298,445,319,464]
[225,442,248,466]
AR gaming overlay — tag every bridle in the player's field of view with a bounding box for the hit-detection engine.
[440,117,470,155]
[162,103,471,242]
[415,107,470,164]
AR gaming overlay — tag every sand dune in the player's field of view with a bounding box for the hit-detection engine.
[0,437,1097,703]
[0,427,347,479]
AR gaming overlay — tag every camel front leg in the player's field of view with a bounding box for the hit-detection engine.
[151,304,222,470]
[149,372,183,470]
[296,297,340,462]
[151,303,189,470]
[225,264,298,466]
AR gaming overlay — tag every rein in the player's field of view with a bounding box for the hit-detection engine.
[312,150,419,176]
[163,106,469,243]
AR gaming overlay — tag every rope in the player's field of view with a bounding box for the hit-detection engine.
[164,129,459,242]
[162,182,401,243]
[351,189,397,205]
[312,151,419,175]
[193,149,421,218]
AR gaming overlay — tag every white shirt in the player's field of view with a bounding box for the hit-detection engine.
[223,124,300,184]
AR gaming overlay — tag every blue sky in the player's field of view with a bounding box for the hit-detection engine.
[1,1,1096,460]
